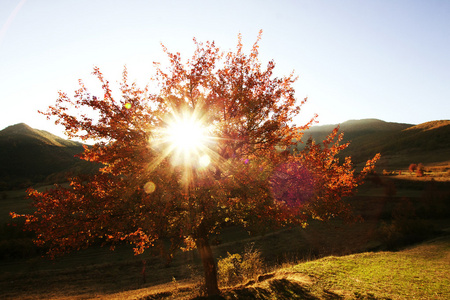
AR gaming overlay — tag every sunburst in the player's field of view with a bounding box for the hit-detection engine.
[147,107,218,179]
[165,112,209,165]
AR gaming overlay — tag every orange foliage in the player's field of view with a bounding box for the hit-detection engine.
[12,31,379,296]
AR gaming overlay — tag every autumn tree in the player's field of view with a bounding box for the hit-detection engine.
[12,32,379,296]
[409,163,417,174]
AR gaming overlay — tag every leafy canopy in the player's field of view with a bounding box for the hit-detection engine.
[12,31,379,295]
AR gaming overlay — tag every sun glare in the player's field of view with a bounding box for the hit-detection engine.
[199,154,211,167]
[167,117,204,152]
[164,112,212,166]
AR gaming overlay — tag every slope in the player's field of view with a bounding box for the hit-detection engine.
[0,123,86,189]
[299,119,450,168]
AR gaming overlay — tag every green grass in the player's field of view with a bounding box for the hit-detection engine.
[286,235,450,299]
[0,176,449,299]
[144,234,450,299]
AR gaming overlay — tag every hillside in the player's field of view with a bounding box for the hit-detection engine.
[300,119,450,168]
[1,119,449,189]
[305,118,413,135]
[0,123,88,190]
[0,123,81,148]
[2,232,448,299]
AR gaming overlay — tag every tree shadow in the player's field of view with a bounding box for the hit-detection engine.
[193,278,346,300]
[142,291,172,299]
[268,278,319,299]
[222,286,272,299]
[322,289,345,300]
[214,278,327,300]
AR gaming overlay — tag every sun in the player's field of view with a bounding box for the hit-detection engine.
[167,115,206,154]
[164,111,211,167]
[148,108,216,173]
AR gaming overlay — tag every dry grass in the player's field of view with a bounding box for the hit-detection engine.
[1,171,449,299]
[115,234,450,299]
[377,161,450,182]
[404,120,450,132]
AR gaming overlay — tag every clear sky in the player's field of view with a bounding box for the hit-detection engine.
[1,0,449,137]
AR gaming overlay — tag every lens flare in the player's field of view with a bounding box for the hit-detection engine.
[144,181,156,194]
[199,154,211,167]
[270,162,314,207]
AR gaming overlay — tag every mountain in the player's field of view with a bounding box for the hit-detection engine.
[299,119,450,168]
[0,123,88,190]
[301,118,413,145]
[1,119,449,190]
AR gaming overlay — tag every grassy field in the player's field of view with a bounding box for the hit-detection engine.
[1,168,449,299]
[216,234,450,300]
[9,233,445,300]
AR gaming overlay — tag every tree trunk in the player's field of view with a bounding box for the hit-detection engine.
[195,224,220,297]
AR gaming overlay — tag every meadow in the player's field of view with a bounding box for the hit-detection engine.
[1,164,449,299]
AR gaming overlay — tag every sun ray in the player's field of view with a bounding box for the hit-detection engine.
[147,105,221,186]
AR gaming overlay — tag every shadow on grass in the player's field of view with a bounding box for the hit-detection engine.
[192,278,344,300]
[142,291,172,299]
[268,278,318,299]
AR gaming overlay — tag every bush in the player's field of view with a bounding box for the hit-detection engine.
[218,252,243,286]
[416,163,425,177]
[241,244,264,280]
[409,163,417,173]
[218,243,264,286]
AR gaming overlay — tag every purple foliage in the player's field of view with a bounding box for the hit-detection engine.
[269,162,315,207]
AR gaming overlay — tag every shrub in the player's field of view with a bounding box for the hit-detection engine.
[416,163,425,177]
[218,252,243,286]
[409,163,417,173]
[218,243,264,286]
[241,243,264,280]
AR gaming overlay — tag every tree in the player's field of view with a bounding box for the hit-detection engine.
[12,32,379,296]
[416,163,424,177]
[409,163,417,174]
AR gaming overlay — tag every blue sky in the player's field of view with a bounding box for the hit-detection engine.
[1,0,449,137]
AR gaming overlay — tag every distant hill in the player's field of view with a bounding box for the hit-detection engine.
[0,123,91,190]
[1,120,449,190]
[299,119,450,169]
[301,118,413,145]
[0,123,81,148]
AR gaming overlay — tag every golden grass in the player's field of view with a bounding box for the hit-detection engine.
[119,234,449,299]
[404,120,450,132]
[2,171,449,299]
